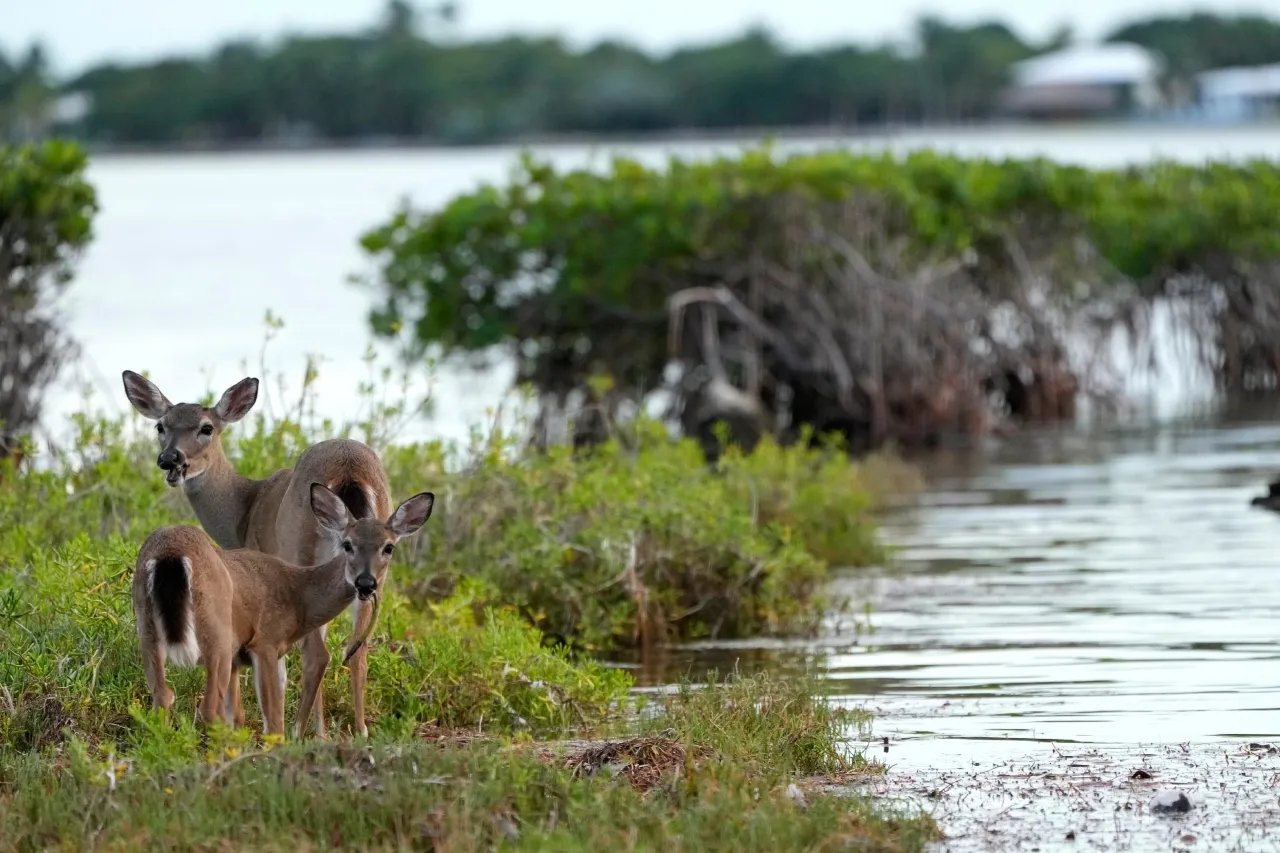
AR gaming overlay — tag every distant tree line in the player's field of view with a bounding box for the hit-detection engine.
[5,5,1280,146]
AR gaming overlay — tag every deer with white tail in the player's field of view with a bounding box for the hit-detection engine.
[122,369,395,738]
[133,483,434,736]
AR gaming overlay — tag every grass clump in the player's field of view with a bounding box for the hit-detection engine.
[0,671,939,853]
[398,417,911,651]
[638,669,868,779]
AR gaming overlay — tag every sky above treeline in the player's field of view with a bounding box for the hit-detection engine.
[3,0,1273,75]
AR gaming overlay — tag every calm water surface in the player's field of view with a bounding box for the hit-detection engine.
[631,404,1280,850]
[849,408,1280,753]
[628,402,1280,752]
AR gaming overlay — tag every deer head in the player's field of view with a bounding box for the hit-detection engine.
[309,482,434,600]
[122,370,259,487]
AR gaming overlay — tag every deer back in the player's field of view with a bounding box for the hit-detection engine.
[271,438,393,567]
[218,546,311,652]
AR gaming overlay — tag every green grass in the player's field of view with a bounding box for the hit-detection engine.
[0,670,939,852]
[636,670,870,778]
[0,740,938,852]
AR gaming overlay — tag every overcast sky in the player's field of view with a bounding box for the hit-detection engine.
[3,0,1274,75]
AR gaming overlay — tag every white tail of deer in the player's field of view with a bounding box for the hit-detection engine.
[122,369,395,737]
[133,485,434,736]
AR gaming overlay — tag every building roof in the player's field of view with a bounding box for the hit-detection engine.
[1001,83,1121,113]
[1197,64,1280,100]
[1010,43,1162,88]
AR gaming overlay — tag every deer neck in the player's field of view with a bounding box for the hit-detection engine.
[296,554,357,637]
[181,444,264,550]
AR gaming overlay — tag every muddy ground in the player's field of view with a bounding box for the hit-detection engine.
[847,741,1280,852]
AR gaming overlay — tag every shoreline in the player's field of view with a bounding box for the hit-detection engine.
[66,116,1280,159]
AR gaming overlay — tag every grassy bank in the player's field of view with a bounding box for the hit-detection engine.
[0,672,937,852]
[0,342,935,848]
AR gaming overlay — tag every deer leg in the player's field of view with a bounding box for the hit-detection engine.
[251,649,285,737]
[140,634,174,715]
[312,625,328,738]
[225,666,245,728]
[199,651,232,728]
[294,629,330,741]
[350,598,373,738]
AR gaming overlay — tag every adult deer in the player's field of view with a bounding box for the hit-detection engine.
[134,484,434,735]
[122,369,393,738]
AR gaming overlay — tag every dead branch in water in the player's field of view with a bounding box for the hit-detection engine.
[663,194,1127,452]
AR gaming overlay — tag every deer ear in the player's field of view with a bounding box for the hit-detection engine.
[389,492,434,538]
[310,483,350,534]
[121,370,173,420]
[214,377,259,424]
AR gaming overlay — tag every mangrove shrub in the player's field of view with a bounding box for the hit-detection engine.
[358,147,1280,450]
[0,140,97,461]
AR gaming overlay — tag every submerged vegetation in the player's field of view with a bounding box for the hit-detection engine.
[360,148,1280,452]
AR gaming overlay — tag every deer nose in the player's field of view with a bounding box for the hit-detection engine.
[354,575,378,598]
[157,448,184,470]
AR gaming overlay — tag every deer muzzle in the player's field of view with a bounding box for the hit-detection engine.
[354,574,378,600]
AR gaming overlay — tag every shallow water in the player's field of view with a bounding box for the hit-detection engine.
[615,400,1280,849]
[846,406,1280,754]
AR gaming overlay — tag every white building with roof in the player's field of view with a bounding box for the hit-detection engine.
[1195,64,1280,120]
[1001,43,1165,118]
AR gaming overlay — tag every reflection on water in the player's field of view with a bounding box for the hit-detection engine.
[624,398,1280,774]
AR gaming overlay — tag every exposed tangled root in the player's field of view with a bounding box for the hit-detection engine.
[663,195,1127,452]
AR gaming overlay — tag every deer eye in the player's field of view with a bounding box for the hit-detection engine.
[156,424,164,435]
[382,543,395,556]
[342,540,354,554]
[199,423,214,436]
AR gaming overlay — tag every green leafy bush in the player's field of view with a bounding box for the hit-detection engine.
[0,140,98,455]
[395,418,907,651]
[357,147,1280,449]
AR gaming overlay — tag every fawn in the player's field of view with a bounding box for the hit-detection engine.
[133,483,434,736]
